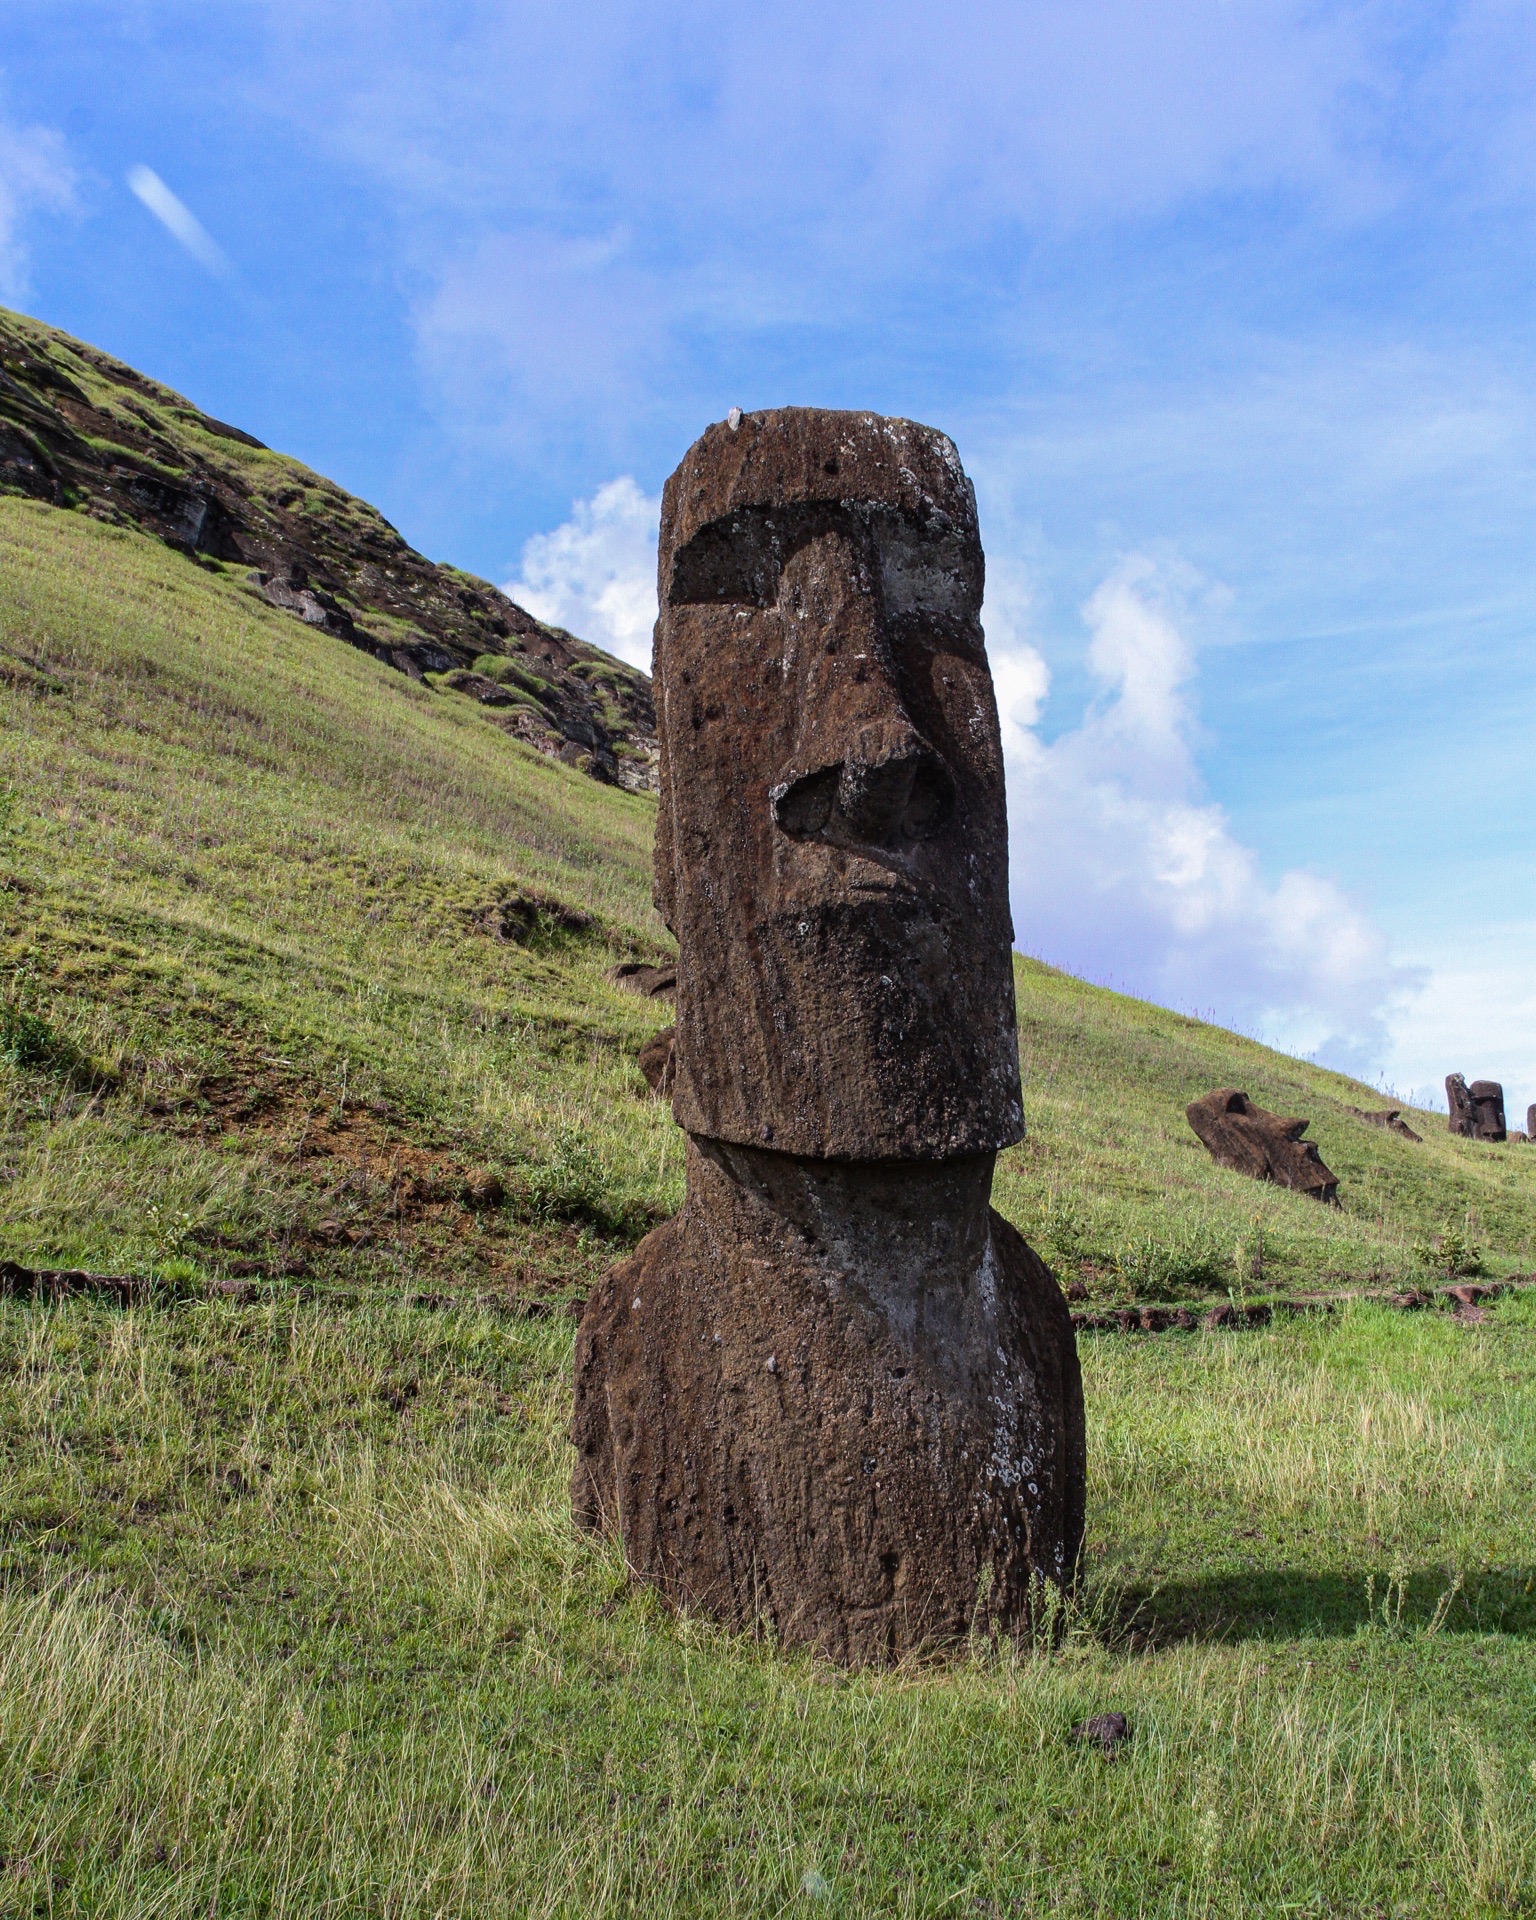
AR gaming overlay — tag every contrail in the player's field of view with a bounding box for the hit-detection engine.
[126,165,228,275]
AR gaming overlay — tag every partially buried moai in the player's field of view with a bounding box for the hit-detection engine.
[1446,1074,1507,1142]
[571,408,1085,1664]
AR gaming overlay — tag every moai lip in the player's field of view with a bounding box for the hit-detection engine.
[571,408,1085,1664]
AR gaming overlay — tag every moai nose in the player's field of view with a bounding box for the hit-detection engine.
[770,528,954,849]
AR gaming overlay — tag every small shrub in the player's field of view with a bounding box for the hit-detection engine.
[515,1125,653,1241]
[1113,1227,1230,1300]
[0,1002,85,1076]
[1413,1226,1485,1280]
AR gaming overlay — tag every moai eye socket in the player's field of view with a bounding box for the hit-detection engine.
[667,510,788,607]
[668,505,976,629]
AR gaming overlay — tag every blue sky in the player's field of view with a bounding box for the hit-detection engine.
[6,2,1536,1108]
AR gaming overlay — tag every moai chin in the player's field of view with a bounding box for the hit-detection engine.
[571,408,1086,1664]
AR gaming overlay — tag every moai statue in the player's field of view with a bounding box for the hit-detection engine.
[1446,1074,1507,1142]
[571,408,1085,1664]
[1527,1103,1536,1142]
[1185,1089,1340,1202]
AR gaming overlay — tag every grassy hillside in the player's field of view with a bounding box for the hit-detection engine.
[2,488,1532,1301]
[0,305,657,785]
[4,492,1536,1916]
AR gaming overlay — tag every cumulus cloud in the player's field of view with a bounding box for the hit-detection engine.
[505,475,661,670]
[0,113,76,301]
[992,558,1414,1071]
[126,166,230,276]
[510,486,1408,1070]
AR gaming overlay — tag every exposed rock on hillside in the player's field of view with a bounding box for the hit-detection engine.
[0,305,656,788]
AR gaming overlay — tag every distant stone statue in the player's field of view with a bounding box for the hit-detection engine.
[1527,1103,1535,1142]
[1446,1074,1506,1142]
[571,408,1085,1664]
[1185,1089,1340,1202]
[1345,1104,1422,1142]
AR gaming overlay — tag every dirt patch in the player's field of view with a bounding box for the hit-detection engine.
[1071,1274,1536,1335]
[131,1043,616,1299]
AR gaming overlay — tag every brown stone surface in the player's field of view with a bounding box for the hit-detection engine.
[1185,1089,1340,1202]
[1345,1104,1422,1141]
[637,1026,676,1097]
[1446,1074,1507,1141]
[653,408,1022,1161]
[572,1141,1084,1664]
[609,961,678,1000]
[573,408,1083,1662]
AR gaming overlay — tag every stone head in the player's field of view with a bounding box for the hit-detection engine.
[652,407,1023,1160]
[1185,1088,1340,1203]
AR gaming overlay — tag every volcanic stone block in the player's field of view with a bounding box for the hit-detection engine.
[1185,1088,1340,1202]
[1446,1074,1507,1141]
[571,407,1085,1663]
[1527,1103,1536,1141]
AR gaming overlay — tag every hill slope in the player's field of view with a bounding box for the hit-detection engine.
[2,484,1533,1299]
[4,430,1536,1918]
[0,305,657,788]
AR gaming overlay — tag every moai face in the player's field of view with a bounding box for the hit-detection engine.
[653,409,1023,1161]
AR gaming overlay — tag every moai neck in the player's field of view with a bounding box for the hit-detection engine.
[688,1136,997,1335]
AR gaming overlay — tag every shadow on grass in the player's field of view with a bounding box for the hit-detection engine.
[1115,1566,1536,1645]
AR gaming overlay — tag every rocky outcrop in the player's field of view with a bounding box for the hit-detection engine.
[1186,1088,1340,1202]
[0,306,656,786]
[1446,1074,1506,1141]
[572,408,1085,1664]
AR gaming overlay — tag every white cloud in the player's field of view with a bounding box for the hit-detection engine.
[0,114,75,302]
[505,476,660,670]
[510,487,1409,1071]
[991,558,1414,1072]
[411,230,663,458]
[126,166,229,276]
[1377,934,1536,1121]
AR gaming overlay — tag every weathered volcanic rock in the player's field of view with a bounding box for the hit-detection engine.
[637,1026,676,1097]
[654,407,1023,1161]
[1446,1074,1507,1141]
[572,407,1084,1662]
[608,961,677,1000]
[1527,1103,1536,1140]
[1346,1104,1422,1141]
[573,1141,1083,1663]
[1185,1089,1340,1202]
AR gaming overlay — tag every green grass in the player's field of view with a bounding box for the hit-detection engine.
[1,1293,1534,1916]
[4,493,1536,1914]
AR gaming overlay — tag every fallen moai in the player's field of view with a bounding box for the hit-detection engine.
[1185,1088,1340,1202]
[636,1026,676,1097]
[1446,1074,1507,1141]
[571,407,1086,1664]
[1345,1104,1422,1141]
[608,961,677,1000]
